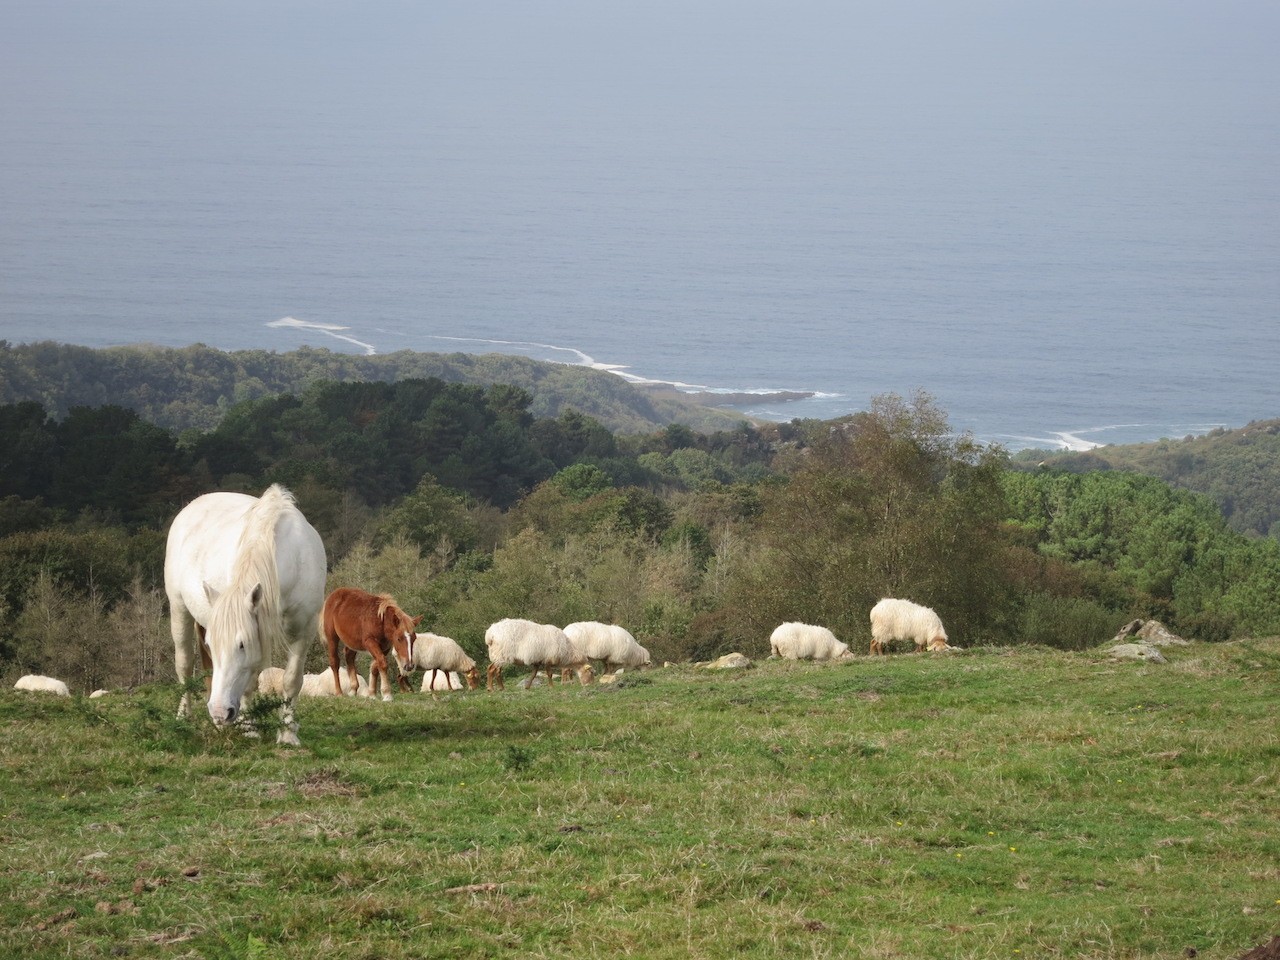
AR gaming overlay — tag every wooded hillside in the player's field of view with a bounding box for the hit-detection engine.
[0,340,751,435]
[1015,419,1280,539]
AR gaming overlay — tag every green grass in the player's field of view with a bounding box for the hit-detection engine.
[2,641,1278,959]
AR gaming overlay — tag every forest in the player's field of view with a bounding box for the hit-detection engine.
[2,347,1279,697]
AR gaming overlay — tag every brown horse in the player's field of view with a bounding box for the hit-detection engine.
[320,588,420,701]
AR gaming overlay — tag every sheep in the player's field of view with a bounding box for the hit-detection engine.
[258,666,286,696]
[258,666,369,697]
[869,598,951,654]
[769,622,853,661]
[301,670,369,697]
[422,671,467,692]
[484,618,594,691]
[14,675,70,696]
[563,621,651,672]
[394,632,480,692]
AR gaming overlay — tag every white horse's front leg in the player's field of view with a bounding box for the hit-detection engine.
[171,607,197,719]
[277,642,306,746]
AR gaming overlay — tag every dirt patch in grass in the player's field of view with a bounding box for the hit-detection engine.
[1238,936,1280,960]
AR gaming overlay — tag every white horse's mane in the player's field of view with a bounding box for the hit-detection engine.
[206,484,293,664]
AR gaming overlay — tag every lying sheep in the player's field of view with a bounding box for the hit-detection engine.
[422,671,467,692]
[14,674,70,696]
[769,622,853,661]
[485,618,594,691]
[258,666,368,697]
[395,632,480,692]
[563,621,651,672]
[869,598,951,654]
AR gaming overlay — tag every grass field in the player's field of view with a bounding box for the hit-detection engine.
[2,641,1278,959]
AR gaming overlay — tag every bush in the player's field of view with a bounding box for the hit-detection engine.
[1018,593,1123,650]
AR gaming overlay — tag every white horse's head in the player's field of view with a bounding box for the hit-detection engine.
[203,581,266,727]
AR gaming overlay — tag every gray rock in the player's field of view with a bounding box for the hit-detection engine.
[1107,643,1168,664]
[698,652,753,670]
[1109,619,1189,648]
[1135,620,1190,646]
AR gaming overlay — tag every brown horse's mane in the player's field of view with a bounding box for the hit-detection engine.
[374,594,402,621]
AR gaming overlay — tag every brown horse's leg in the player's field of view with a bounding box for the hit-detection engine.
[345,647,360,701]
[325,622,345,695]
[370,647,392,701]
[343,648,360,696]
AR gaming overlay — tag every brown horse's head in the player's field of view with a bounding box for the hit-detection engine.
[377,596,421,673]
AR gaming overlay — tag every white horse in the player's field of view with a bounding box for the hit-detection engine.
[164,484,327,745]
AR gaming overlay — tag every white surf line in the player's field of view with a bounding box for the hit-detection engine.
[1051,432,1104,451]
[425,334,597,367]
[267,317,377,356]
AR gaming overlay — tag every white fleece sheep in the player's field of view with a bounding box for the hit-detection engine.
[396,632,479,691]
[484,618,594,690]
[14,674,70,696]
[563,622,652,671]
[869,598,951,654]
[422,671,467,692]
[258,666,369,697]
[769,622,853,661]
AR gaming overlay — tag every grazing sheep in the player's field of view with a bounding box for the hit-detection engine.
[563,621,652,672]
[14,675,70,696]
[258,666,368,697]
[869,598,951,654]
[395,632,480,692]
[769,622,853,661]
[484,618,594,691]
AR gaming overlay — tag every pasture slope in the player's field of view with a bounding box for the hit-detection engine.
[1,641,1278,960]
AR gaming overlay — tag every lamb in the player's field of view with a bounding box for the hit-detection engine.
[301,670,369,697]
[563,621,651,672]
[484,618,595,691]
[13,675,71,696]
[395,632,480,692]
[869,598,952,654]
[258,666,368,697]
[422,671,467,692]
[769,622,853,661]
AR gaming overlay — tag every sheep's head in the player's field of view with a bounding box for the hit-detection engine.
[463,665,481,690]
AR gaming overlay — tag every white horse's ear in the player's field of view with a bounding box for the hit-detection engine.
[203,581,221,604]
[249,582,263,609]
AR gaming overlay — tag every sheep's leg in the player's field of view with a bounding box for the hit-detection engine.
[486,663,504,691]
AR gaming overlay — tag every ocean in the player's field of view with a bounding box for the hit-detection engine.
[2,2,1277,451]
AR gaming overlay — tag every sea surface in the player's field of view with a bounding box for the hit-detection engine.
[2,2,1277,451]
